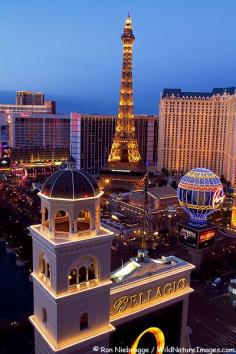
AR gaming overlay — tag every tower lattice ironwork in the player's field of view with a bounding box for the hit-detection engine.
[108,14,141,164]
[100,14,146,191]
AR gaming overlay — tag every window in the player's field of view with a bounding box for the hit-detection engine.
[69,269,77,286]
[39,253,51,283]
[47,263,51,279]
[80,313,88,330]
[88,264,95,280]
[68,257,99,288]
[79,266,87,283]
[42,207,49,227]
[42,307,47,323]
[77,210,90,231]
[55,210,69,233]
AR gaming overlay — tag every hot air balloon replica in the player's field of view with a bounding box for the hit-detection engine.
[177,168,224,249]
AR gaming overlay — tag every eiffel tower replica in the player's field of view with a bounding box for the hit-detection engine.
[100,14,146,191]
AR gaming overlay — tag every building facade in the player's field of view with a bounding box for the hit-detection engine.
[109,186,184,236]
[71,114,158,176]
[0,104,53,114]
[16,91,45,106]
[158,87,236,186]
[231,188,236,229]
[0,112,157,174]
[8,113,70,166]
[0,90,56,114]
[30,159,194,353]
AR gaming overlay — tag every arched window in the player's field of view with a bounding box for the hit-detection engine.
[42,207,49,227]
[77,210,90,231]
[69,269,77,286]
[42,258,46,275]
[42,307,47,323]
[80,313,88,330]
[88,264,95,280]
[39,253,51,283]
[67,257,99,289]
[55,210,69,233]
[79,266,87,283]
[46,263,51,279]
[96,205,100,225]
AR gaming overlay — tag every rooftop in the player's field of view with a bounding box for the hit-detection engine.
[131,186,177,202]
[111,253,194,285]
[40,158,100,200]
[162,87,236,99]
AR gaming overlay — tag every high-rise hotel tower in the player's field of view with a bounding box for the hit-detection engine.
[100,15,146,190]
[158,88,236,186]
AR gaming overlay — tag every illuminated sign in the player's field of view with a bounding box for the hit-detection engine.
[111,278,187,317]
[131,327,165,354]
[178,223,217,249]
[111,169,131,173]
[231,206,236,228]
[111,301,183,350]
[212,187,224,209]
[20,113,31,117]
[179,226,197,248]
[199,230,215,243]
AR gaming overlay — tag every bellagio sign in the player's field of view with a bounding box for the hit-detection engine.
[110,278,187,318]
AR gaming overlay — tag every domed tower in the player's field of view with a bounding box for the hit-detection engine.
[29,157,114,354]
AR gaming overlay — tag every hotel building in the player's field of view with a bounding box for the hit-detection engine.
[109,186,184,237]
[158,87,236,186]
[29,157,194,353]
[0,112,70,168]
[0,91,56,114]
[71,113,158,176]
[0,112,158,175]
[16,91,45,106]
[0,104,54,114]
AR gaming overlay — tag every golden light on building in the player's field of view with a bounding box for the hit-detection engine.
[231,188,236,229]
[131,327,165,354]
[158,88,236,186]
[100,14,146,190]
[108,17,141,164]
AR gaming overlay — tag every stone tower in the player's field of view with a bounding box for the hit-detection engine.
[30,157,114,353]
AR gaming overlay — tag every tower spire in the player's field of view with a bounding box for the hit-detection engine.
[108,14,141,164]
[99,15,146,191]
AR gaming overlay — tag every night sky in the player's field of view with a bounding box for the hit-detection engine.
[0,0,236,114]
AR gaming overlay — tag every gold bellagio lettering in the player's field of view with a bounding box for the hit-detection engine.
[130,295,138,307]
[154,287,162,299]
[178,278,187,290]
[113,296,129,315]
[112,278,187,316]
[147,289,155,302]
[139,292,147,304]
[163,282,173,295]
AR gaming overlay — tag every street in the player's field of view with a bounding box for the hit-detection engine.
[189,280,236,349]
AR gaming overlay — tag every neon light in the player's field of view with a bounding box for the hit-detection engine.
[177,168,224,223]
[130,327,165,354]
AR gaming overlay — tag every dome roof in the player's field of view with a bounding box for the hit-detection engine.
[41,161,100,199]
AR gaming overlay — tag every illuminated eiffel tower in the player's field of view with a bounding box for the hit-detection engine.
[100,14,146,191]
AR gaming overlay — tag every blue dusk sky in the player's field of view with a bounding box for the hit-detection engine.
[0,0,236,114]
